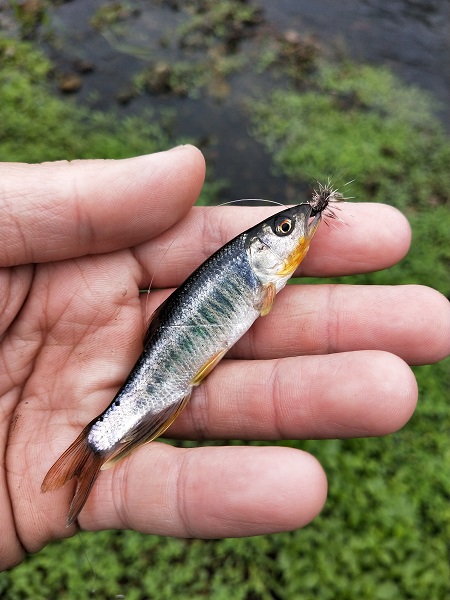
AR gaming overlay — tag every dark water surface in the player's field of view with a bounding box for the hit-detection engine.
[40,0,450,200]
[263,0,449,117]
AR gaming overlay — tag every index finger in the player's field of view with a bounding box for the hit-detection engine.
[136,202,411,287]
[0,146,205,267]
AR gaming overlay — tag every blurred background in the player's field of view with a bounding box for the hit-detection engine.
[0,1,449,598]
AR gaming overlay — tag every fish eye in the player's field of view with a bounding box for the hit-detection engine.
[274,217,293,236]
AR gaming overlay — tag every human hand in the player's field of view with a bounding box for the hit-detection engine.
[1,146,449,570]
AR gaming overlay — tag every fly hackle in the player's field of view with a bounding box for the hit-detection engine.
[310,179,353,227]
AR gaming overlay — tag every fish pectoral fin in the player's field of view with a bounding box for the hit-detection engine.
[191,349,227,386]
[101,392,192,470]
[258,282,276,317]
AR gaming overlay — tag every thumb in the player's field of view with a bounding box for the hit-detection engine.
[0,146,205,267]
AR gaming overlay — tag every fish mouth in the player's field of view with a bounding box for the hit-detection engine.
[307,212,322,237]
[306,212,323,240]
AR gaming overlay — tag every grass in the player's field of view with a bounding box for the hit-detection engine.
[0,18,449,600]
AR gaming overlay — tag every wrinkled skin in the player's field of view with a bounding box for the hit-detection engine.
[1,146,449,570]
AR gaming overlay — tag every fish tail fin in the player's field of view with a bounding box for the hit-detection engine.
[41,426,105,527]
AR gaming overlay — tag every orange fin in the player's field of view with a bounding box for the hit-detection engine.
[258,282,276,317]
[41,425,105,527]
[102,392,192,470]
[191,349,227,386]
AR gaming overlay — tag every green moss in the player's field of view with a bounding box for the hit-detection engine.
[0,37,173,162]
[252,63,450,207]
[0,35,218,204]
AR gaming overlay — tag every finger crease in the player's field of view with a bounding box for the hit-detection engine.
[176,450,195,538]
[268,360,285,440]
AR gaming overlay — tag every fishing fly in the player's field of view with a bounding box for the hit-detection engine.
[42,186,341,526]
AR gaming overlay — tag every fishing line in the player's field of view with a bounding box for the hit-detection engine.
[143,198,289,323]
[76,529,99,598]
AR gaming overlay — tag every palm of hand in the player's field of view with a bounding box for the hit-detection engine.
[0,149,205,568]
[2,250,143,550]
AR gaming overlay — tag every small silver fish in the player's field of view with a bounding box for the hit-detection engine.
[42,196,330,526]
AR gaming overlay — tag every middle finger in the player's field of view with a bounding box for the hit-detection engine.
[142,283,450,367]
[231,283,450,366]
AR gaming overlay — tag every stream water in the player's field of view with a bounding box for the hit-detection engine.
[27,1,450,200]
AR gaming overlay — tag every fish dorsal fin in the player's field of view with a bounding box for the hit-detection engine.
[101,391,191,470]
[143,294,173,347]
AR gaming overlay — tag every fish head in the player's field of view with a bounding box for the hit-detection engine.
[245,203,321,288]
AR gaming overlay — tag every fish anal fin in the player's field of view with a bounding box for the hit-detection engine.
[102,392,192,470]
[258,282,276,317]
[191,349,227,386]
[41,425,105,527]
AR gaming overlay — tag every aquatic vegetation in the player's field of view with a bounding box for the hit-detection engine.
[134,53,246,99]
[0,37,172,161]
[175,0,263,52]
[0,35,218,206]
[256,29,320,79]
[87,0,254,100]
[9,0,49,39]
[90,2,137,31]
